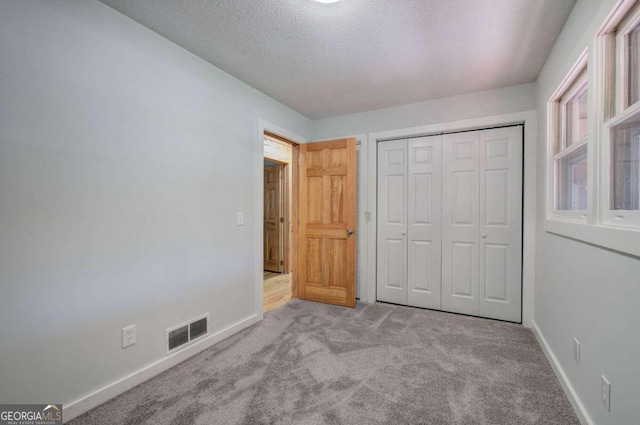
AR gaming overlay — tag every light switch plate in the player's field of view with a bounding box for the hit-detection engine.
[237,211,244,226]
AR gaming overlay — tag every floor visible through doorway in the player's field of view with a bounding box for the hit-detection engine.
[264,271,292,312]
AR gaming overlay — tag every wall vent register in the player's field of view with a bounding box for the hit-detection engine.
[166,313,209,354]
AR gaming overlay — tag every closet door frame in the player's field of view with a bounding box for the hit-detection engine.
[365,111,537,326]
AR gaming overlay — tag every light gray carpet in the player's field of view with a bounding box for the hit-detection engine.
[70,300,579,425]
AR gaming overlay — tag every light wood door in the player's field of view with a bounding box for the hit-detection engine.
[478,126,522,322]
[441,131,481,316]
[299,138,356,307]
[264,164,283,272]
[376,139,408,304]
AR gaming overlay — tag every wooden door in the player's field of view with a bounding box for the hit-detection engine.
[441,131,480,316]
[478,126,522,322]
[264,164,283,272]
[299,138,356,307]
[376,139,408,304]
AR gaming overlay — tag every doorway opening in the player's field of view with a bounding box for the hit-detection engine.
[263,131,298,313]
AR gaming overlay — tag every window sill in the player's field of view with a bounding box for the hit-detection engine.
[549,210,588,224]
[544,219,640,258]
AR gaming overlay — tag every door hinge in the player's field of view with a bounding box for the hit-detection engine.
[280,217,284,223]
[280,260,284,265]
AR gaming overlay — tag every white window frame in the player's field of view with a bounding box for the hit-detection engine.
[601,1,640,228]
[546,49,590,224]
[545,0,640,259]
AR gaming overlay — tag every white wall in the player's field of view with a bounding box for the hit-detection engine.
[312,83,536,140]
[0,0,311,414]
[535,0,640,424]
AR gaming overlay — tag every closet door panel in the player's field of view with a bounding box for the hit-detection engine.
[452,242,475,297]
[409,240,432,292]
[407,136,442,309]
[377,140,408,304]
[484,244,509,300]
[479,127,523,322]
[442,131,480,316]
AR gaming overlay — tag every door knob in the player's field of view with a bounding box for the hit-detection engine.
[482,233,487,239]
[401,231,406,235]
[346,228,354,235]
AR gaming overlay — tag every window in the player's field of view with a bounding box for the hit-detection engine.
[601,0,640,228]
[610,118,640,211]
[545,0,640,258]
[558,147,588,210]
[626,22,640,105]
[547,51,589,222]
[558,75,588,211]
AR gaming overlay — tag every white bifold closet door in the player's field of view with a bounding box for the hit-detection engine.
[377,135,442,309]
[377,126,523,322]
[441,126,522,321]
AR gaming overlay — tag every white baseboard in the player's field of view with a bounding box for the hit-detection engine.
[63,313,260,423]
[531,320,594,425]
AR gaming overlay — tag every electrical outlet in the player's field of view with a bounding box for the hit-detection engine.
[573,338,580,365]
[122,325,136,349]
[236,211,244,226]
[601,375,611,412]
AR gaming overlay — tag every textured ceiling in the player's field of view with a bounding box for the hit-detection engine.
[98,0,575,119]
